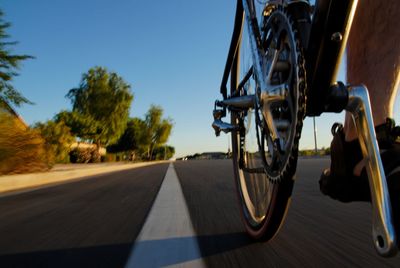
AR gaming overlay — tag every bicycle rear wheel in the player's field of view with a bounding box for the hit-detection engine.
[231,7,306,240]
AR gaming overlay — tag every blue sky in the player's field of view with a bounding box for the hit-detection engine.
[3,1,399,157]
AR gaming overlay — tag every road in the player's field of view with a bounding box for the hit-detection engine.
[175,159,400,267]
[0,159,399,267]
[0,164,169,267]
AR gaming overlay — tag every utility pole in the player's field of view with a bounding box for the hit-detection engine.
[313,117,318,154]
[227,135,231,158]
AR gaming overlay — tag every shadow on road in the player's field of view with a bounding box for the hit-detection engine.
[0,243,133,268]
[0,232,253,268]
[197,232,254,258]
[129,231,253,267]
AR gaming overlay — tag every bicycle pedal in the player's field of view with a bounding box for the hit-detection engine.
[212,118,238,137]
[213,109,224,120]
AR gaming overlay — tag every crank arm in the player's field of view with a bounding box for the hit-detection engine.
[346,85,397,256]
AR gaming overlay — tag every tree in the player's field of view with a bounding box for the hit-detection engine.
[107,117,147,154]
[34,120,75,163]
[65,66,133,148]
[152,145,175,160]
[144,105,173,160]
[54,110,97,140]
[0,10,33,106]
[106,106,173,161]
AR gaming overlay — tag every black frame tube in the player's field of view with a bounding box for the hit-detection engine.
[305,0,358,116]
[220,0,244,99]
[234,67,254,97]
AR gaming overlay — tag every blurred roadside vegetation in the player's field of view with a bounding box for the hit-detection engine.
[107,105,174,161]
[33,120,75,164]
[1,75,174,175]
[0,112,51,175]
[107,105,175,160]
[0,10,174,175]
[298,147,331,156]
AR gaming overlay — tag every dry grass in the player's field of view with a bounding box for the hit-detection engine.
[0,112,52,175]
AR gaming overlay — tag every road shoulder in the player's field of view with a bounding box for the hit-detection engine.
[0,161,168,197]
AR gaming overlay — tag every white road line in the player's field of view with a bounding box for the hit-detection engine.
[125,163,206,268]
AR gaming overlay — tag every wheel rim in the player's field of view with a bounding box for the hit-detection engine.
[237,107,276,227]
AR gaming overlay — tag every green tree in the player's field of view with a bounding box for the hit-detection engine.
[107,106,173,161]
[152,145,175,160]
[65,66,133,149]
[54,110,97,140]
[144,105,173,160]
[107,117,147,154]
[34,120,75,163]
[0,10,33,106]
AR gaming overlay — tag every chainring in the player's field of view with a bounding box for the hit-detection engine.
[253,7,307,183]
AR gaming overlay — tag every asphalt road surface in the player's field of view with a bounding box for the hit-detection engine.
[175,159,400,267]
[0,159,400,267]
[0,164,169,267]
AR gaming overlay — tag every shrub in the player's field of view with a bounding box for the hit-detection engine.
[90,149,101,163]
[103,153,117,162]
[152,145,175,160]
[34,120,74,164]
[69,147,103,163]
[102,152,133,162]
[69,148,92,163]
[0,112,52,175]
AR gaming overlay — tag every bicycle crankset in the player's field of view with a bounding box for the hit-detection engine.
[252,7,307,183]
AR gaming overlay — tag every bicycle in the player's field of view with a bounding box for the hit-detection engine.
[212,0,398,257]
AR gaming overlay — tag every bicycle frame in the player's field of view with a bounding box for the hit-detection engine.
[217,0,398,257]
